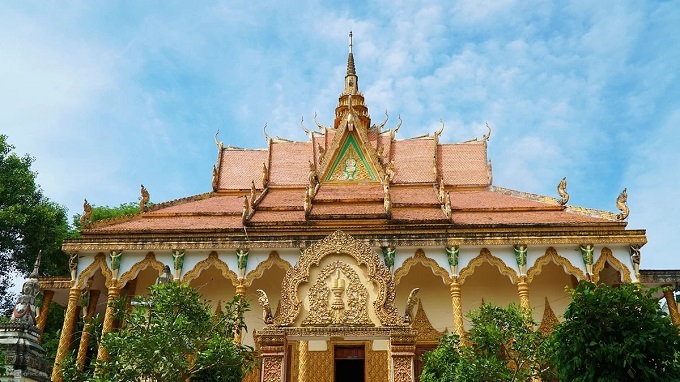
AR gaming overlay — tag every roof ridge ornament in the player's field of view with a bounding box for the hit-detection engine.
[557,177,569,205]
[263,122,271,143]
[314,112,329,131]
[139,184,150,212]
[616,188,629,220]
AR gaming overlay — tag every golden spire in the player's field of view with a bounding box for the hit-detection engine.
[335,31,369,128]
[344,31,358,95]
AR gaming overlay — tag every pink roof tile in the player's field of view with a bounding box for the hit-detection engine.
[392,139,437,184]
[438,142,490,186]
[218,149,268,190]
[269,142,313,186]
[146,195,244,215]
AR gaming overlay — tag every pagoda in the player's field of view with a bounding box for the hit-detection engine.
[42,34,647,382]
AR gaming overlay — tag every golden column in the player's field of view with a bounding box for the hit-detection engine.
[663,287,680,327]
[234,280,247,344]
[97,283,121,362]
[51,286,82,382]
[298,340,308,382]
[77,289,101,370]
[36,289,54,341]
[517,278,531,312]
[450,279,464,336]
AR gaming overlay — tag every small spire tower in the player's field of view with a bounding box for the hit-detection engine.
[335,31,370,129]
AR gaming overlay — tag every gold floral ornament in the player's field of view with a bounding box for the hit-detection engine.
[302,261,371,326]
[277,230,402,326]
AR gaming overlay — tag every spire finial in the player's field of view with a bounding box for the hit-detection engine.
[349,30,353,54]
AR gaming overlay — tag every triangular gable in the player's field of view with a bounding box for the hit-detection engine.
[324,132,379,182]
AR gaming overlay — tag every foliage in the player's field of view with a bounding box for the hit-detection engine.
[420,304,555,382]
[552,281,680,382]
[0,134,69,313]
[60,282,256,382]
[69,201,141,238]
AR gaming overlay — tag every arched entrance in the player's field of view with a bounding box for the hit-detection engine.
[255,230,416,382]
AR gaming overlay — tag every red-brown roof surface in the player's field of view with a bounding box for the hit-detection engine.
[83,132,620,235]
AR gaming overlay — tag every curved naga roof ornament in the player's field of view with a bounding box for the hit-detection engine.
[557,177,569,205]
[482,122,492,141]
[371,110,389,131]
[80,198,93,228]
[263,122,271,143]
[616,188,629,220]
[214,129,224,150]
[300,116,310,135]
[314,112,330,131]
[139,184,150,212]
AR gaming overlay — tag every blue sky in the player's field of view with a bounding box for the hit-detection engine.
[1,1,678,269]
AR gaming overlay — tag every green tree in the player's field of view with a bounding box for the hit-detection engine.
[0,134,69,313]
[60,282,256,382]
[552,281,680,382]
[69,201,142,237]
[420,304,555,382]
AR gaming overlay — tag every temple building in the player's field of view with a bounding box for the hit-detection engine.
[39,35,656,382]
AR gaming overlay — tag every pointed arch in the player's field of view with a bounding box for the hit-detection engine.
[459,248,519,284]
[183,251,239,286]
[277,230,401,326]
[527,247,586,284]
[76,253,113,288]
[245,251,291,287]
[592,247,632,283]
[119,252,165,287]
[394,249,452,285]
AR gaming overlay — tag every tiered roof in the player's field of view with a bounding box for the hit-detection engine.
[77,36,634,241]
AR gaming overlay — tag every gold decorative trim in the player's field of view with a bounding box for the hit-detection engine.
[526,247,586,284]
[76,253,113,289]
[38,278,72,290]
[393,249,452,285]
[592,247,632,283]
[412,300,444,342]
[459,248,519,284]
[277,230,402,326]
[119,252,165,286]
[538,297,559,335]
[182,251,239,286]
[245,251,291,287]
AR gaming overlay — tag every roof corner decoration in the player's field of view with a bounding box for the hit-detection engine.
[80,199,93,229]
[616,188,629,220]
[557,177,569,205]
[139,184,150,212]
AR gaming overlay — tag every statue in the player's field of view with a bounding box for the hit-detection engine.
[308,160,319,197]
[80,198,93,228]
[630,244,641,277]
[139,184,150,212]
[236,249,249,279]
[514,244,528,276]
[318,143,325,165]
[616,188,629,220]
[579,244,595,279]
[256,289,274,325]
[557,177,569,205]
[68,252,78,281]
[404,288,420,324]
[11,252,42,325]
[172,249,185,280]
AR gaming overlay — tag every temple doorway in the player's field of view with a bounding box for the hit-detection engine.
[334,345,365,382]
